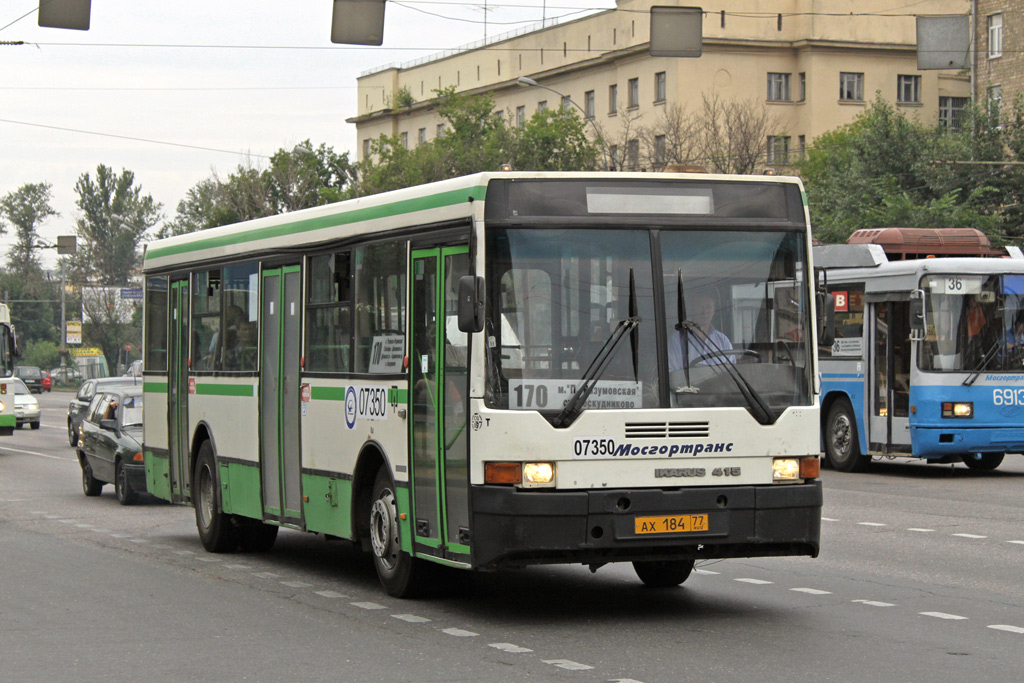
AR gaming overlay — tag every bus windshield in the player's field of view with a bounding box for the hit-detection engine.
[919,273,1024,372]
[484,228,813,416]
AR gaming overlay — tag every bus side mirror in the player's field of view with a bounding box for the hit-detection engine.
[817,292,835,346]
[457,275,485,333]
[909,289,926,341]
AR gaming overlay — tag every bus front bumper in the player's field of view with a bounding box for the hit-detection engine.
[910,425,1024,459]
[469,481,822,570]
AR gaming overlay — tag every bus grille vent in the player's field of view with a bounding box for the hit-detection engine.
[625,422,710,439]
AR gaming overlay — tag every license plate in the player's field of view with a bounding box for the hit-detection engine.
[634,514,709,535]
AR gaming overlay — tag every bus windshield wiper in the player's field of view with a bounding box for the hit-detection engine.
[674,271,776,426]
[553,269,641,428]
[964,340,1000,386]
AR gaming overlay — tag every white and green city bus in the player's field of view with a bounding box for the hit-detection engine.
[142,172,825,597]
[0,303,19,435]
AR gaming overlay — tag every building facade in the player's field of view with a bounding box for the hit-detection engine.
[349,0,971,170]
[974,0,1023,117]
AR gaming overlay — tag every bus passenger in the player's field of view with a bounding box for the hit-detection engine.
[668,291,734,370]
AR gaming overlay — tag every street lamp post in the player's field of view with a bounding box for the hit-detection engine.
[516,76,610,171]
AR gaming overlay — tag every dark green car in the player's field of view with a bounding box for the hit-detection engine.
[77,387,146,505]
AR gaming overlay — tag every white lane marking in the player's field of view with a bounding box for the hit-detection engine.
[351,601,386,610]
[252,572,280,579]
[952,533,987,539]
[822,517,839,522]
[988,624,1024,634]
[173,550,196,556]
[110,534,131,538]
[75,523,94,528]
[195,556,221,563]
[853,600,895,607]
[791,588,832,595]
[857,522,887,527]
[128,539,150,544]
[735,578,773,585]
[695,569,720,575]
[544,660,593,671]
[57,519,76,524]
[315,590,348,599]
[90,528,112,534]
[921,612,968,620]
[0,447,65,460]
[1008,540,1024,545]
[489,643,531,653]
[907,528,935,532]
[223,564,252,570]
[43,514,62,519]
[280,581,312,588]
[392,614,431,623]
[443,628,478,637]
[29,510,47,515]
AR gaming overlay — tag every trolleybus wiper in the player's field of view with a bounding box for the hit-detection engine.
[553,269,641,428]
[674,272,776,426]
[963,340,1000,386]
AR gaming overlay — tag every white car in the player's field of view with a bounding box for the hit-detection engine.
[12,378,40,430]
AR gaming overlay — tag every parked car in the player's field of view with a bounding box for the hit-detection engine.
[12,378,40,429]
[51,366,83,385]
[78,386,146,505]
[14,365,44,393]
[67,376,142,447]
[41,370,51,392]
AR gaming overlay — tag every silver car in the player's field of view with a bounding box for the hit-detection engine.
[13,378,40,429]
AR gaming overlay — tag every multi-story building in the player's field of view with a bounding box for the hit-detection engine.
[348,0,970,170]
[974,1,1022,119]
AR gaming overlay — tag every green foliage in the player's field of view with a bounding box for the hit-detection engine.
[0,182,58,274]
[352,87,600,197]
[22,339,61,371]
[799,94,1024,245]
[0,271,60,346]
[160,140,356,237]
[394,86,414,109]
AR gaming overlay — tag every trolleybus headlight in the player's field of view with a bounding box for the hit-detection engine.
[0,400,4,411]
[773,457,820,481]
[522,462,556,487]
[942,402,973,418]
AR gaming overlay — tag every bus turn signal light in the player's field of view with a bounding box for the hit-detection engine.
[800,457,820,479]
[485,462,522,485]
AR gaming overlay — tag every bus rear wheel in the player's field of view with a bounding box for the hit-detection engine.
[962,453,1004,471]
[369,468,422,598]
[194,441,239,553]
[825,400,869,472]
[633,559,695,587]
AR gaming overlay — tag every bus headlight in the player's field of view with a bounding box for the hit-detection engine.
[0,400,4,411]
[773,457,819,481]
[522,462,556,487]
[942,402,973,418]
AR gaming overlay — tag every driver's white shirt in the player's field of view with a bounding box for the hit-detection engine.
[668,326,734,371]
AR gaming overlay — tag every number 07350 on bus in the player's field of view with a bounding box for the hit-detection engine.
[141,172,826,597]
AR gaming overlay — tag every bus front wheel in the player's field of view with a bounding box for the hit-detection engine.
[962,453,1004,471]
[633,559,695,587]
[825,400,869,472]
[369,468,422,598]
[194,441,239,553]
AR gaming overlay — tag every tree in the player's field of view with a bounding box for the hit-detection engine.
[695,92,780,174]
[0,182,57,275]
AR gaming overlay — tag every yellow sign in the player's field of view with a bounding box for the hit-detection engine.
[70,347,103,357]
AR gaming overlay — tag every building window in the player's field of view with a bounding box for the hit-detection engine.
[798,135,806,159]
[897,75,921,104]
[840,72,864,102]
[516,105,526,127]
[767,73,790,101]
[939,96,969,130]
[654,134,666,168]
[399,132,408,149]
[436,123,446,137]
[561,95,572,111]
[584,90,595,118]
[654,72,666,103]
[628,78,639,108]
[767,135,790,165]
[609,84,618,114]
[988,14,1003,58]
[418,128,426,145]
[537,100,548,113]
[362,139,371,158]
[799,73,806,101]
[627,138,640,170]
[988,85,1002,120]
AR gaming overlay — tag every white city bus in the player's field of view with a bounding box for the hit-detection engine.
[142,172,824,597]
[0,303,19,435]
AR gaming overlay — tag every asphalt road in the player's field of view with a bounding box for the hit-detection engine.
[2,390,1023,682]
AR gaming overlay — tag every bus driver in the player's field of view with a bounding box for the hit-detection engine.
[668,290,735,370]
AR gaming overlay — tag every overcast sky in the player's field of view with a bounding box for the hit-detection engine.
[0,0,609,268]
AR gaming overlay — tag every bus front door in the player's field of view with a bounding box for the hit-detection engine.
[410,247,471,562]
[870,302,912,453]
[260,265,304,526]
[167,278,191,502]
